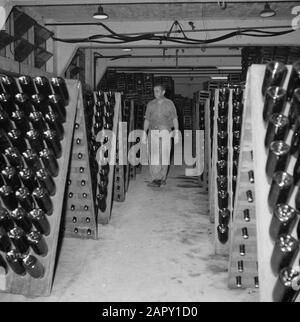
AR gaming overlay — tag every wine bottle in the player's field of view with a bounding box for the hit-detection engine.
[36,168,56,196]
[0,185,18,210]
[15,187,34,213]
[265,114,289,148]
[273,267,300,302]
[262,61,287,96]
[270,204,298,241]
[6,250,26,275]
[271,234,299,275]
[39,148,59,177]
[268,171,293,212]
[22,254,45,278]
[18,76,37,95]
[34,76,53,97]
[8,227,29,253]
[263,86,287,123]
[27,231,48,256]
[43,129,62,159]
[266,141,290,181]
[28,208,50,236]
[11,207,32,233]
[32,187,53,215]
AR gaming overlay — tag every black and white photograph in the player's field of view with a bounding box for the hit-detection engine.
[0,0,299,306]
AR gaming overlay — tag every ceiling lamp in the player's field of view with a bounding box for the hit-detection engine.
[260,2,276,18]
[93,5,108,20]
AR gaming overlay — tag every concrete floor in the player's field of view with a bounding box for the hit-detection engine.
[0,166,258,302]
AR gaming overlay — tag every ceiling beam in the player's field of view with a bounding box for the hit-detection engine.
[10,0,297,6]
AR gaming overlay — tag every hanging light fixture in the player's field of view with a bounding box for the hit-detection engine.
[260,2,276,18]
[93,5,108,20]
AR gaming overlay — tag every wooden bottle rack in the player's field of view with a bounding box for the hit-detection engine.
[210,89,233,255]
[228,73,259,289]
[64,86,97,239]
[97,93,122,225]
[249,64,300,302]
[0,80,78,297]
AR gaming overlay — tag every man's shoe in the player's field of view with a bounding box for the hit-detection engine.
[147,180,161,187]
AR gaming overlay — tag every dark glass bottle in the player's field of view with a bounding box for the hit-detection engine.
[0,93,16,116]
[290,117,300,158]
[31,93,49,115]
[218,190,229,209]
[1,166,22,190]
[22,254,45,278]
[232,87,243,102]
[232,115,242,132]
[22,149,42,171]
[36,168,56,196]
[289,88,300,126]
[263,86,287,123]
[34,76,53,98]
[273,267,300,302]
[6,250,26,275]
[0,76,19,96]
[27,231,48,256]
[28,111,47,133]
[232,131,241,147]
[10,109,31,135]
[0,128,12,153]
[18,76,37,96]
[39,148,59,177]
[217,176,228,191]
[0,207,14,231]
[50,77,69,105]
[7,129,27,153]
[232,101,243,117]
[0,185,18,210]
[48,94,66,123]
[45,111,64,141]
[0,226,11,252]
[217,116,228,132]
[265,114,289,148]
[217,131,228,147]
[33,187,53,215]
[218,208,230,226]
[217,160,227,177]
[217,146,228,161]
[219,87,230,102]
[14,93,34,116]
[8,227,29,253]
[18,167,35,192]
[262,61,287,96]
[15,187,34,213]
[217,224,229,244]
[266,141,290,181]
[43,129,62,159]
[270,204,298,241]
[0,108,12,132]
[271,234,299,275]
[4,146,23,168]
[26,129,44,152]
[268,171,293,212]
[11,207,32,233]
[286,61,300,101]
[97,193,106,212]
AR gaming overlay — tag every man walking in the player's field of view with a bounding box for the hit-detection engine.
[143,84,179,187]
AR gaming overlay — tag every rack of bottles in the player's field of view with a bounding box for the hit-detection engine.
[250,61,300,302]
[227,77,259,289]
[0,75,77,296]
[210,87,234,255]
[63,89,97,239]
[92,91,122,225]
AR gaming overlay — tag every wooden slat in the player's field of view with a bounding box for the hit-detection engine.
[0,79,78,297]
